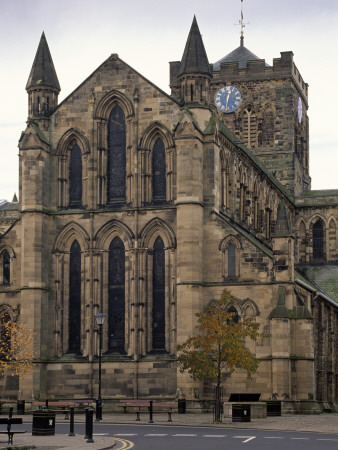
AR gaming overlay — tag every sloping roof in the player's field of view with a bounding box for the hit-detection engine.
[213,43,269,71]
[26,32,60,91]
[178,16,212,77]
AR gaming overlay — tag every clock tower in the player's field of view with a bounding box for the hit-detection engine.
[170,21,310,196]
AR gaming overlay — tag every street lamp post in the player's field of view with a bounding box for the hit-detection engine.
[94,312,105,421]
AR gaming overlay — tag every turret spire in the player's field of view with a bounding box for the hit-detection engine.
[26,32,60,120]
[26,32,60,91]
[178,16,211,77]
[177,16,212,105]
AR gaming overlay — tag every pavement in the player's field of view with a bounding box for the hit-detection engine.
[1,411,338,449]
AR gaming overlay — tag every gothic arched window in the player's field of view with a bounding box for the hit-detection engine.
[228,243,236,277]
[228,305,239,324]
[69,143,82,208]
[3,251,10,285]
[68,240,81,354]
[313,219,324,260]
[153,237,165,350]
[152,138,166,204]
[299,221,306,262]
[107,105,126,205]
[108,237,125,353]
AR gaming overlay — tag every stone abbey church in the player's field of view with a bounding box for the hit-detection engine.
[1,17,338,412]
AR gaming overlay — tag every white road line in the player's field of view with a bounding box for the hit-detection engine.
[317,439,338,441]
[93,433,109,436]
[172,434,197,437]
[114,433,138,436]
[264,437,284,439]
[234,436,256,443]
[202,435,227,438]
[291,437,309,440]
[144,434,168,436]
[243,437,256,443]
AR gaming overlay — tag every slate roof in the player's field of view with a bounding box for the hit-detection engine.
[178,16,212,77]
[213,42,269,71]
[26,32,60,91]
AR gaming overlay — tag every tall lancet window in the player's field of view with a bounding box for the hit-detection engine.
[152,138,166,204]
[313,219,324,260]
[108,237,125,353]
[69,143,82,208]
[228,243,236,277]
[69,240,81,354]
[152,237,165,350]
[3,251,10,285]
[107,105,126,205]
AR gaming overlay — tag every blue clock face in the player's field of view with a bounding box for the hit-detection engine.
[215,86,242,113]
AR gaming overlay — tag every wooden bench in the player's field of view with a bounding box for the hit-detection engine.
[119,400,177,422]
[32,401,75,419]
[0,417,26,445]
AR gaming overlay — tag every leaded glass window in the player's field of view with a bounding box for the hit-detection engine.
[3,251,10,285]
[107,106,126,205]
[228,243,236,277]
[152,138,166,204]
[108,237,125,353]
[68,240,81,354]
[228,306,239,324]
[313,220,324,260]
[152,237,165,350]
[69,143,82,208]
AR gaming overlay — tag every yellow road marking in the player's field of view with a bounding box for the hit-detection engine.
[114,437,135,449]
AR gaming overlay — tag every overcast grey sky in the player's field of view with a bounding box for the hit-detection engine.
[1,0,338,201]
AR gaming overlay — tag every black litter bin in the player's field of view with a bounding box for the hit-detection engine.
[32,411,56,435]
[232,404,251,422]
[17,400,25,415]
[178,399,186,414]
[267,401,281,417]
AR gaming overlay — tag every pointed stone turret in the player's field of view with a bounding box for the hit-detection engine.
[175,16,212,105]
[272,198,294,282]
[26,32,60,121]
[178,16,212,77]
[272,198,292,237]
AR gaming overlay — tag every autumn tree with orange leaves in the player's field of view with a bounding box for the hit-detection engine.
[177,290,264,421]
[0,312,35,377]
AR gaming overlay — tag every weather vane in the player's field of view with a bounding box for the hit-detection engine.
[235,0,249,46]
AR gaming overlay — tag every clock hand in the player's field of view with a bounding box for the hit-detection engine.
[225,91,231,109]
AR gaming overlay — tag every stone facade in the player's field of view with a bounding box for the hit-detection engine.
[0,18,337,411]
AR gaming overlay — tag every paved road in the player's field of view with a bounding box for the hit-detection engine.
[56,422,338,450]
[2,412,338,449]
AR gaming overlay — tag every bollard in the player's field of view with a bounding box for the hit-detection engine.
[8,406,13,418]
[84,407,89,439]
[86,408,94,443]
[68,406,75,437]
[17,400,25,415]
[95,398,102,421]
[45,399,49,408]
[148,400,153,424]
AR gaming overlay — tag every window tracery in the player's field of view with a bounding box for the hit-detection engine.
[220,236,241,279]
